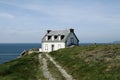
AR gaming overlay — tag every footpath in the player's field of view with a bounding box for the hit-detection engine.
[38,53,74,80]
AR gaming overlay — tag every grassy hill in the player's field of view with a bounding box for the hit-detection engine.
[0,44,120,80]
[0,53,46,80]
[49,44,120,80]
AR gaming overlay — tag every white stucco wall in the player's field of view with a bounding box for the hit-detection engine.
[66,33,78,46]
[42,42,65,52]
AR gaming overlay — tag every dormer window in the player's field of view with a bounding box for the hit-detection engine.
[48,36,51,40]
[61,35,65,40]
[54,35,58,39]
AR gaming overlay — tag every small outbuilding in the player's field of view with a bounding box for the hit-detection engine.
[39,29,79,52]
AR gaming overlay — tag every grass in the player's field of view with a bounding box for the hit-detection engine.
[49,44,120,80]
[0,53,46,80]
[0,44,120,80]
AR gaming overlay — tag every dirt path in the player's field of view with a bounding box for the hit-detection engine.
[39,54,56,80]
[46,53,74,80]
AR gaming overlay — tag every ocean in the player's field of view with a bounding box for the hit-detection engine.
[0,43,41,64]
[0,43,104,64]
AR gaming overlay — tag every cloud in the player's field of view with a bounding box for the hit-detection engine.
[0,0,120,43]
[0,1,120,28]
[0,13,15,18]
[1,1,120,25]
[23,3,120,26]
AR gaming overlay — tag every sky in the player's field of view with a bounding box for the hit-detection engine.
[0,0,120,43]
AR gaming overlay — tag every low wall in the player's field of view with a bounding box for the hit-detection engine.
[19,48,39,57]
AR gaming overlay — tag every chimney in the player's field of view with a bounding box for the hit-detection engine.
[47,30,51,33]
[69,29,74,32]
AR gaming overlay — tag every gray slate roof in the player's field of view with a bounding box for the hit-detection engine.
[42,30,70,42]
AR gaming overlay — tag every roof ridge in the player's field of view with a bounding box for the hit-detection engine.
[51,29,68,32]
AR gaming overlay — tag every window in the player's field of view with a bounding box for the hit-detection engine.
[54,35,58,39]
[61,35,65,40]
[48,36,51,40]
[58,44,61,49]
[45,44,48,51]
[71,37,74,44]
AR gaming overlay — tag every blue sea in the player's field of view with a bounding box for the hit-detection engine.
[0,43,108,64]
[0,43,41,64]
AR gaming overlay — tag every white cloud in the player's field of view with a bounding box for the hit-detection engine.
[1,1,120,25]
[21,3,120,25]
[0,0,120,43]
[0,13,15,18]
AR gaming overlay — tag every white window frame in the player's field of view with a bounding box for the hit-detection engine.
[58,44,61,49]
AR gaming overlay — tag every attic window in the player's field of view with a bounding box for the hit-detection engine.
[48,36,51,40]
[61,35,65,40]
[54,35,58,39]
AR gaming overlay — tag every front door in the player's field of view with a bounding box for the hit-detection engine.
[51,45,54,51]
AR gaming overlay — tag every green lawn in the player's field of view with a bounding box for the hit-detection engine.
[49,44,120,80]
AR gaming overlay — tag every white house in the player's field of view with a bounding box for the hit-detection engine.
[39,29,79,52]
